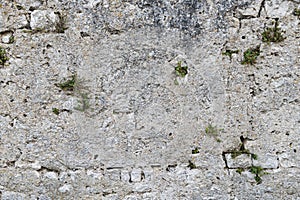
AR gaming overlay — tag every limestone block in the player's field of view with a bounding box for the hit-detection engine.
[236,0,262,17]
[121,170,130,182]
[278,152,299,168]
[143,168,153,181]
[30,10,57,31]
[44,172,58,180]
[265,0,292,18]
[2,191,26,200]
[124,195,139,200]
[252,154,279,169]
[58,184,73,193]
[102,194,119,200]
[106,169,121,181]
[130,168,142,182]
[132,183,151,193]
[225,153,252,168]
[7,14,28,29]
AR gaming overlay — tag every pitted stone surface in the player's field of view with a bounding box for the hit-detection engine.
[0,0,300,199]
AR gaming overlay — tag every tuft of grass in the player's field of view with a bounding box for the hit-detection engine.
[249,166,264,184]
[251,154,258,160]
[55,12,68,33]
[187,160,197,169]
[236,168,244,174]
[0,46,9,65]
[205,124,223,142]
[222,49,239,59]
[249,166,264,175]
[175,61,188,77]
[56,75,77,91]
[205,124,219,136]
[262,20,285,43]
[231,149,250,159]
[192,148,199,154]
[9,35,14,44]
[241,46,260,65]
[254,175,262,183]
[52,108,60,115]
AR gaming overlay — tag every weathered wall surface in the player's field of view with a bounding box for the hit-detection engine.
[0,0,299,199]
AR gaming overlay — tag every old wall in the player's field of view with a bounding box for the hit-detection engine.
[0,0,299,199]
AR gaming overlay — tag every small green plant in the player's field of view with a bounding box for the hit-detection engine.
[222,49,239,59]
[293,8,300,17]
[241,46,260,65]
[9,35,14,44]
[55,12,68,33]
[0,46,9,65]
[251,154,258,160]
[187,160,197,169]
[16,5,24,10]
[74,93,90,112]
[175,61,188,77]
[56,75,77,91]
[205,124,222,142]
[229,136,258,159]
[205,124,219,136]
[216,138,222,143]
[249,166,264,184]
[192,148,199,154]
[236,168,244,174]
[52,108,60,115]
[262,20,285,43]
[231,149,250,159]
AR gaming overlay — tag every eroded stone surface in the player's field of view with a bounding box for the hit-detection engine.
[0,0,299,199]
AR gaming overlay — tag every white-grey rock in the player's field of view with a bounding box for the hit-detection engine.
[132,183,151,193]
[58,184,73,193]
[265,0,292,18]
[121,170,130,182]
[44,172,58,180]
[225,153,252,168]
[2,191,26,200]
[0,0,299,199]
[253,154,279,169]
[130,168,142,182]
[30,10,57,31]
[1,32,13,44]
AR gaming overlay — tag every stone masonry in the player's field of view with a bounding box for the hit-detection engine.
[0,0,299,199]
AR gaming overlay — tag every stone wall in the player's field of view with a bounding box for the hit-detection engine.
[0,0,299,199]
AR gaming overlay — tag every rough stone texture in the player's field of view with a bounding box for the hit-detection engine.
[0,0,300,199]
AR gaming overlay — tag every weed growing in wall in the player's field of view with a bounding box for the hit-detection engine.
[175,61,188,77]
[0,46,9,65]
[187,160,197,169]
[241,46,260,65]
[222,49,239,59]
[249,166,265,184]
[262,20,285,43]
[55,12,68,33]
[192,147,199,154]
[52,108,60,115]
[293,8,300,17]
[205,124,222,142]
[56,75,77,92]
